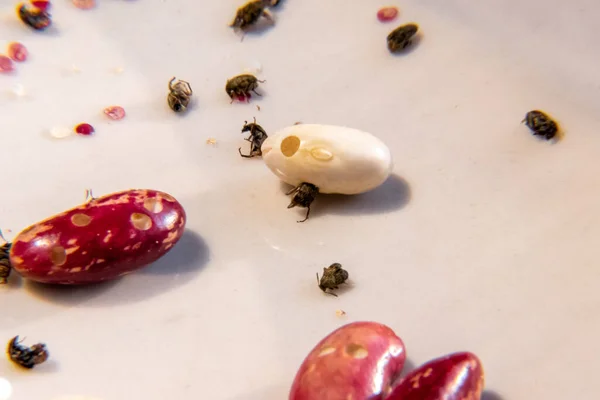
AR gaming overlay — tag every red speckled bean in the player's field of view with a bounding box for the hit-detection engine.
[289,321,406,400]
[9,189,186,284]
[385,352,484,400]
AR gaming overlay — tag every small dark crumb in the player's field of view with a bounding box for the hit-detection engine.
[317,263,349,297]
[7,336,49,369]
[523,110,559,140]
[287,183,319,223]
[387,23,419,53]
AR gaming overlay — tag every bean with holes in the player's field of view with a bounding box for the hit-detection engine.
[289,321,406,400]
[6,189,186,285]
[386,352,484,400]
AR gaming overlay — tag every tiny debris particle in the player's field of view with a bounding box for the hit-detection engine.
[11,83,26,97]
[7,336,49,369]
[206,138,217,145]
[103,105,126,120]
[0,56,15,73]
[49,126,73,139]
[72,0,95,10]
[377,6,399,22]
[7,42,28,62]
[75,123,95,136]
[336,309,346,317]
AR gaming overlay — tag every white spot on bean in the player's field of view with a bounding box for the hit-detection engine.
[143,198,163,214]
[50,246,67,266]
[318,347,336,357]
[70,267,82,273]
[96,259,105,263]
[66,246,80,255]
[67,238,78,245]
[423,368,433,378]
[162,230,179,244]
[164,243,174,250]
[103,232,113,243]
[132,242,142,250]
[345,343,368,359]
[71,213,92,227]
[130,213,152,231]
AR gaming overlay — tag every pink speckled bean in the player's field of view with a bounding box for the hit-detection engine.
[386,352,484,400]
[9,189,186,284]
[289,321,406,400]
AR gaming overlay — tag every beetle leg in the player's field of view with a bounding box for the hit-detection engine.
[251,89,262,97]
[238,148,254,158]
[297,206,310,223]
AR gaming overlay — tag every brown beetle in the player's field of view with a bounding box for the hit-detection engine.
[523,110,559,140]
[226,74,265,103]
[387,23,419,53]
[317,263,349,297]
[239,117,268,158]
[287,183,319,223]
[230,1,274,31]
[168,77,193,113]
[7,336,49,369]
[17,3,52,31]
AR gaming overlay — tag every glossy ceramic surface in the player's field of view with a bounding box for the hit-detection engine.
[1,0,600,399]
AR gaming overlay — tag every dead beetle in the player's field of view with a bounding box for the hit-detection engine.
[239,117,268,158]
[317,263,349,297]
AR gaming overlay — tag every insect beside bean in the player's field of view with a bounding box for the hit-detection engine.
[239,117,268,158]
[261,124,392,222]
[6,189,186,285]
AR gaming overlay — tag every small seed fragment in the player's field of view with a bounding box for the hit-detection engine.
[0,56,14,73]
[72,0,95,9]
[31,0,51,10]
[7,42,28,62]
[75,123,95,136]
[103,105,126,120]
[377,6,398,22]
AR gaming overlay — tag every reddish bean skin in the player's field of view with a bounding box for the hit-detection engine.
[385,352,484,400]
[9,189,186,284]
[289,321,406,400]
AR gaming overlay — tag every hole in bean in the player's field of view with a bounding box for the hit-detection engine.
[71,213,92,227]
[49,246,67,266]
[130,213,152,231]
[345,343,368,359]
[143,198,163,214]
[281,135,301,157]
